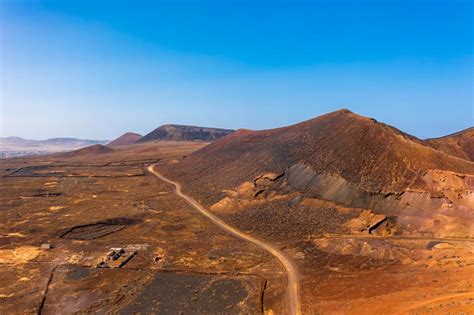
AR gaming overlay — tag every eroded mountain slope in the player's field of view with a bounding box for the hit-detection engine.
[426,127,474,162]
[162,109,474,207]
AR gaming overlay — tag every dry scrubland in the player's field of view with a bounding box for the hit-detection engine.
[1,110,474,314]
[0,142,275,313]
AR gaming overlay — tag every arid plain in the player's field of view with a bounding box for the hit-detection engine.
[1,110,473,314]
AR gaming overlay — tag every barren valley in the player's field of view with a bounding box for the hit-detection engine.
[1,111,473,314]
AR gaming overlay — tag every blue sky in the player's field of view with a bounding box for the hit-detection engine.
[1,0,472,140]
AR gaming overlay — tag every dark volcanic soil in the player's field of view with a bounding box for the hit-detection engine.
[40,265,264,314]
[122,271,263,314]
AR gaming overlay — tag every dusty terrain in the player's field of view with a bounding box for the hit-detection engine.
[0,141,281,314]
[160,110,474,313]
[148,165,301,314]
[1,110,473,314]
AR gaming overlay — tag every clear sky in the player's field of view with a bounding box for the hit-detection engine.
[1,0,472,140]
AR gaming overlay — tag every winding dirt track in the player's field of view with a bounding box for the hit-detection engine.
[147,165,302,315]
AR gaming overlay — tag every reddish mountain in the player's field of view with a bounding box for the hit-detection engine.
[107,132,142,147]
[136,124,234,143]
[161,109,474,206]
[425,128,474,162]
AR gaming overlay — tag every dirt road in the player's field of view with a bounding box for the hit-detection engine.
[147,165,302,315]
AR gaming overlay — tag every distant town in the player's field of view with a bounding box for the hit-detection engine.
[0,150,56,159]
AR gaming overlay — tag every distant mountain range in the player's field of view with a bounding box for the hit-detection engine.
[1,123,235,158]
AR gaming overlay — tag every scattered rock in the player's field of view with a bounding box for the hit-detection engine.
[40,243,53,250]
[431,242,453,250]
[347,210,388,234]
[49,206,64,212]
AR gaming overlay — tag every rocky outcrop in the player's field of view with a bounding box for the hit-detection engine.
[211,161,473,238]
